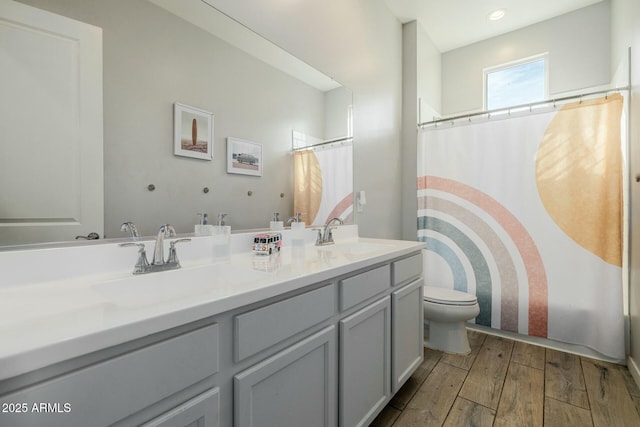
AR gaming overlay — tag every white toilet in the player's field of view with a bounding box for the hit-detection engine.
[423,286,480,354]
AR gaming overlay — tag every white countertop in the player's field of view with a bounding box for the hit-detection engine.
[0,229,424,381]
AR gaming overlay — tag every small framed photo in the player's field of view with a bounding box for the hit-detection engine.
[227,137,263,176]
[174,103,213,160]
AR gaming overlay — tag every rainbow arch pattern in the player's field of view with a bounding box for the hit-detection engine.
[418,175,548,338]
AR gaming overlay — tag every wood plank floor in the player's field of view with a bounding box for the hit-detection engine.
[371,330,640,427]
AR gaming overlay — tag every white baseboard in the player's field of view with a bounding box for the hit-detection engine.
[627,356,640,389]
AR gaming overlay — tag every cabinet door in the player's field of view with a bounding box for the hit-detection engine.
[234,326,337,427]
[392,278,424,392]
[140,387,220,427]
[339,297,391,427]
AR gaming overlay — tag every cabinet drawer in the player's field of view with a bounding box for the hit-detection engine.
[339,264,390,311]
[392,253,422,285]
[0,323,219,427]
[141,387,220,427]
[235,284,335,362]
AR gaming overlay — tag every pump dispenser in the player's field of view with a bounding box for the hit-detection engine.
[212,213,231,261]
[288,212,306,242]
[270,212,284,231]
[195,213,214,236]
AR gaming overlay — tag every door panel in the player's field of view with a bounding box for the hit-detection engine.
[0,0,103,245]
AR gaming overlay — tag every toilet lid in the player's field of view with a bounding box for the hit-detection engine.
[423,286,477,306]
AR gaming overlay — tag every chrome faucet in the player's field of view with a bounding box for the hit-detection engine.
[315,217,344,246]
[119,224,191,274]
[120,221,139,238]
[287,212,304,225]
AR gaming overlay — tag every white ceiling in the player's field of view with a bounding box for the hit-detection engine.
[383,0,604,52]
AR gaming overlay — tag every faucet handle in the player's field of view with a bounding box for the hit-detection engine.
[326,227,337,243]
[312,228,323,245]
[119,242,150,274]
[167,238,191,265]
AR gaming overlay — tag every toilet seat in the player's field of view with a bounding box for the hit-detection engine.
[423,286,477,306]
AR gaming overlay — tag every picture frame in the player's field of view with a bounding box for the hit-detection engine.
[227,137,263,176]
[174,103,213,160]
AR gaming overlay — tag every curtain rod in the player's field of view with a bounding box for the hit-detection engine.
[418,85,631,128]
[292,135,353,151]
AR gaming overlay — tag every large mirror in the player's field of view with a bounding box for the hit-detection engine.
[1,0,353,247]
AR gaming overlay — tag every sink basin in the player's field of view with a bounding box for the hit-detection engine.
[93,264,268,308]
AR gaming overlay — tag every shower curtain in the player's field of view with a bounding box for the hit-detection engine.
[293,143,353,226]
[418,94,625,359]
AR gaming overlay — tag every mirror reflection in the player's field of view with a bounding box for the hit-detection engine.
[1,0,353,247]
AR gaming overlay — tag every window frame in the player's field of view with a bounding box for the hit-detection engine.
[483,53,549,111]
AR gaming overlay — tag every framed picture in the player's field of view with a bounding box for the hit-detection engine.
[227,137,263,176]
[174,103,213,160]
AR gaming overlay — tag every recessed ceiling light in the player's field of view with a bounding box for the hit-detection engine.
[488,9,507,21]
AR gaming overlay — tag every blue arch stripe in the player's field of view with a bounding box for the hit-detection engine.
[418,216,492,326]
[419,236,468,292]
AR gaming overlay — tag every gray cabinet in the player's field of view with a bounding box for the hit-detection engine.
[0,323,219,427]
[141,387,220,427]
[339,297,391,427]
[392,278,424,392]
[234,326,337,427]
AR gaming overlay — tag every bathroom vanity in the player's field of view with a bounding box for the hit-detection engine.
[0,227,424,427]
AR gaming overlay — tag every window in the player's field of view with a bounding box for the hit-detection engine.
[485,56,547,110]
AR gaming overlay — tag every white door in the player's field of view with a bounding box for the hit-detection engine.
[0,0,103,246]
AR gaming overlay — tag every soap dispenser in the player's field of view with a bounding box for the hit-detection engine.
[288,212,306,233]
[212,213,231,261]
[195,213,214,236]
[288,212,306,245]
[270,212,284,231]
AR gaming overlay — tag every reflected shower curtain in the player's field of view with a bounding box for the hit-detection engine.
[293,143,353,226]
[417,94,625,359]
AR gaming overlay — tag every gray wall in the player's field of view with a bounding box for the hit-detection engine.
[324,86,352,140]
[442,1,611,115]
[205,0,404,239]
[401,21,441,241]
[18,0,329,237]
[401,22,419,243]
[612,0,640,376]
